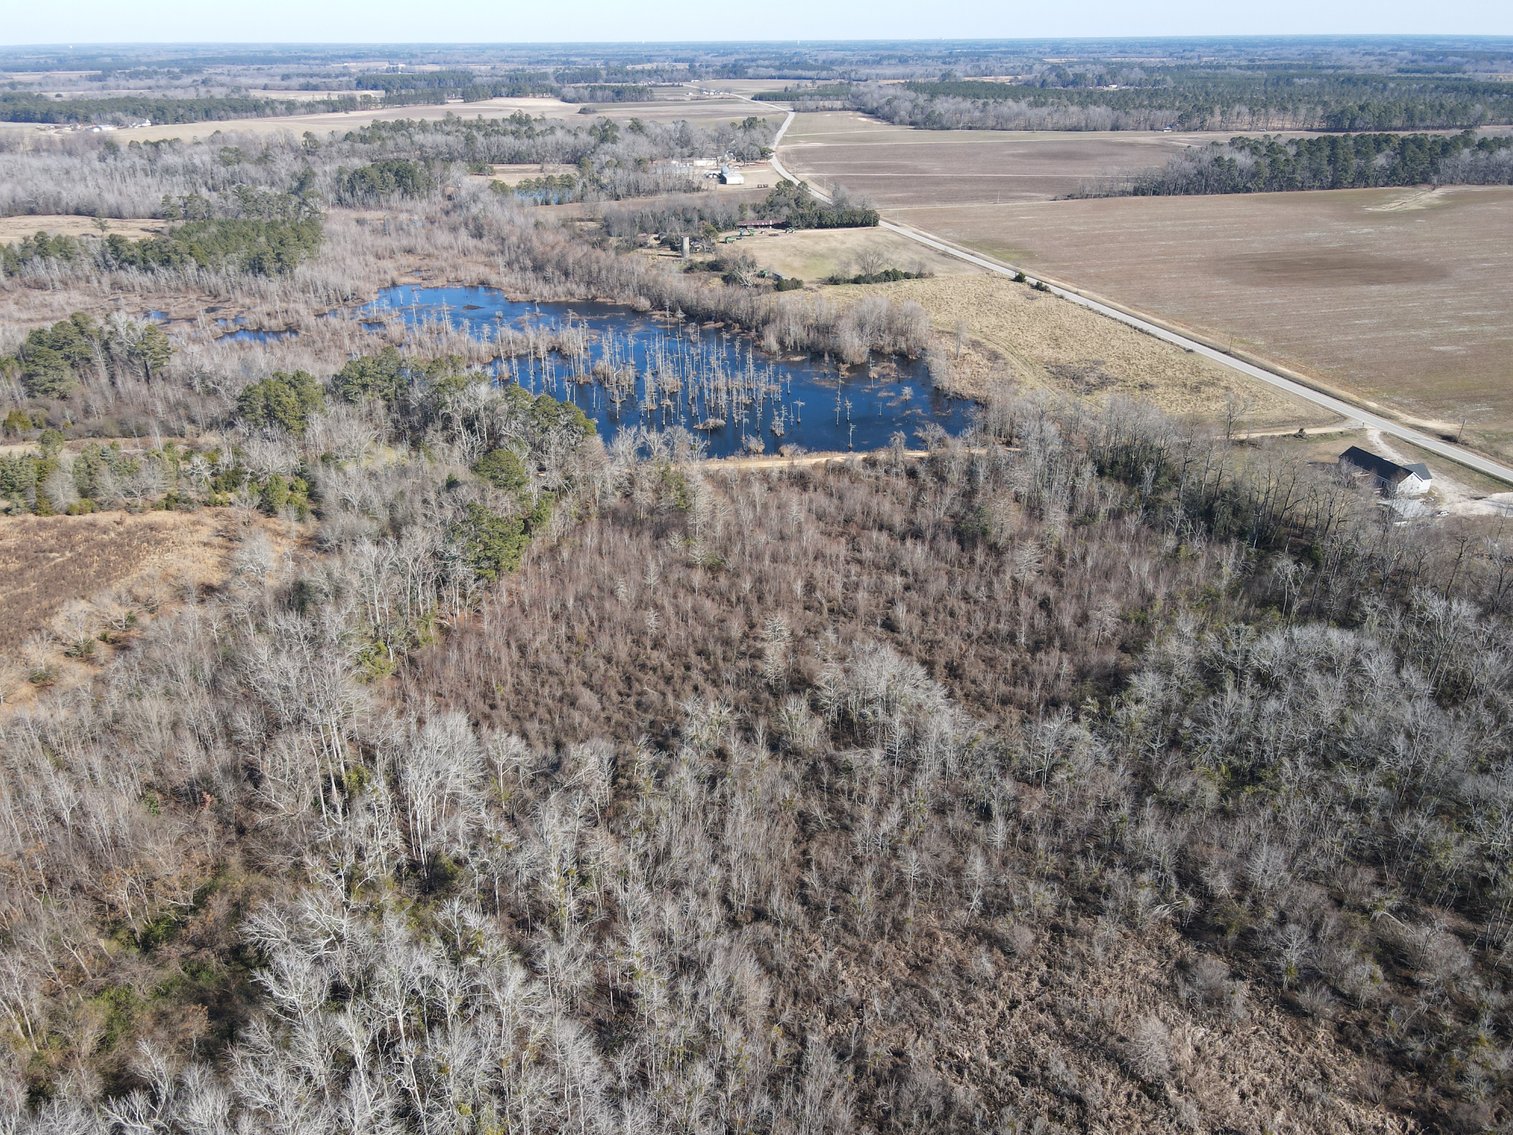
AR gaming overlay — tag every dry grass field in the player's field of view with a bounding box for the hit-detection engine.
[0,509,244,706]
[0,214,164,241]
[0,511,218,645]
[480,162,579,185]
[598,94,785,125]
[729,223,1324,426]
[833,274,1336,428]
[889,186,1513,459]
[733,226,972,281]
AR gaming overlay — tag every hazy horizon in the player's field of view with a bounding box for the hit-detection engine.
[9,34,1513,48]
[4,0,1510,47]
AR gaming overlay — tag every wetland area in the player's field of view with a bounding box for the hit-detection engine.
[353,284,971,457]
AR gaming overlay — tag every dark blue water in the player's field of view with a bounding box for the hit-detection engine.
[359,285,971,457]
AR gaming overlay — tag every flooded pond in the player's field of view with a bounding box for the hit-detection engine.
[359,285,972,458]
[218,328,298,344]
[144,309,298,344]
[215,316,298,344]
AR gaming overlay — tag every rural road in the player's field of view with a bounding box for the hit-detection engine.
[761,104,1513,487]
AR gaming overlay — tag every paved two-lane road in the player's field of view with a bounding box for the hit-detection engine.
[762,104,1513,486]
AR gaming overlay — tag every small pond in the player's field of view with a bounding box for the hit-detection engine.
[358,285,971,458]
[218,328,299,344]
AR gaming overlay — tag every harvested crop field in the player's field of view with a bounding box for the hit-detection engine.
[780,112,1225,205]
[887,186,1513,460]
[840,275,1336,429]
[596,96,786,126]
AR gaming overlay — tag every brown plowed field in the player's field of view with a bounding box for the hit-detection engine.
[781,112,1232,204]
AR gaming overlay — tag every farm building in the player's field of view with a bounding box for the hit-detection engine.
[1338,446,1433,496]
[718,166,746,185]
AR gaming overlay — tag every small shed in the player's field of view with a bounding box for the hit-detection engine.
[718,166,746,185]
[1338,446,1432,496]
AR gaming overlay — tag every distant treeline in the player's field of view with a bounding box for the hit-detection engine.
[1,217,323,278]
[900,73,1513,130]
[1082,130,1513,197]
[597,180,880,239]
[354,69,547,96]
[0,72,656,127]
[762,70,1513,132]
[354,71,555,105]
[753,84,854,107]
[494,166,705,206]
[0,92,363,125]
[354,69,654,106]
[0,183,325,277]
[557,85,657,106]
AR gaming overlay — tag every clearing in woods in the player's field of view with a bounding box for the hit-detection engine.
[0,510,267,710]
[0,214,165,241]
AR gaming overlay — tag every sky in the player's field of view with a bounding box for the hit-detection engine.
[2,0,1509,45]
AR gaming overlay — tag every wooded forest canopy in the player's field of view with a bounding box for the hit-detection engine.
[1081,129,1513,196]
[759,54,1513,132]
